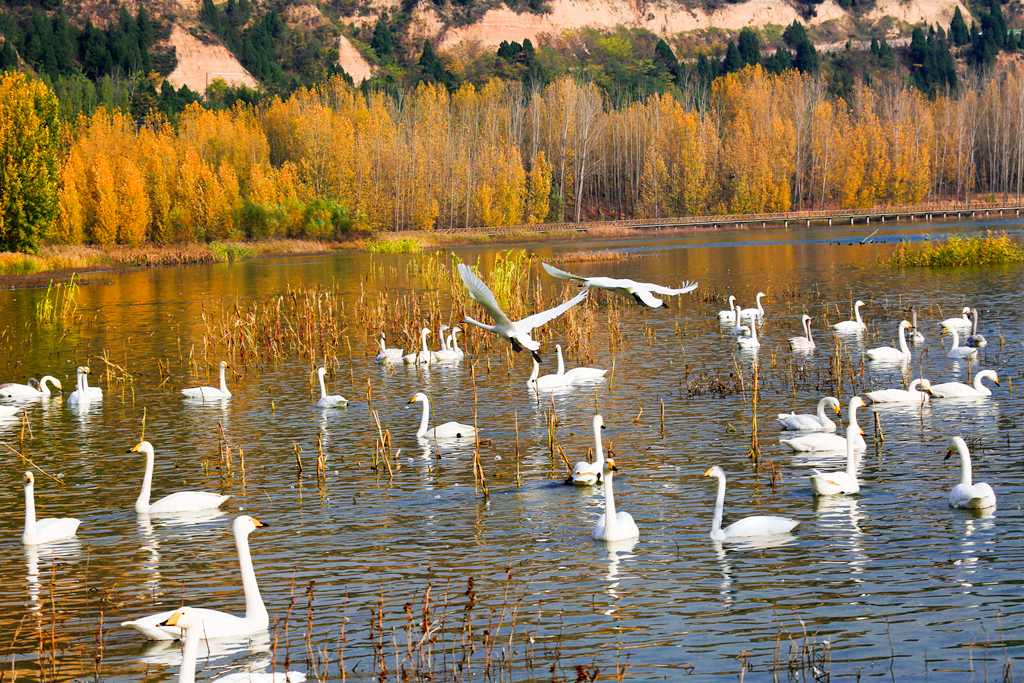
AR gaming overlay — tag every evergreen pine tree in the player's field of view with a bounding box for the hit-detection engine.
[737,27,761,66]
[722,40,743,73]
[950,7,969,45]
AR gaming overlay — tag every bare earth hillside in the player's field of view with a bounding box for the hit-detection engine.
[338,35,373,84]
[166,24,258,92]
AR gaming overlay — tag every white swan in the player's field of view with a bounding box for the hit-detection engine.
[704,466,798,541]
[592,459,639,542]
[131,442,230,514]
[942,325,978,359]
[738,292,766,321]
[777,397,840,431]
[1,375,62,398]
[717,295,738,322]
[907,306,925,344]
[375,333,404,364]
[403,328,433,364]
[161,607,306,683]
[929,370,999,399]
[731,303,751,337]
[542,262,697,309]
[67,366,102,404]
[408,392,476,440]
[566,415,606,485]
[832,300,867,333]
[121,515,269,640]
[864,378,931,404]
[314,367,347,407]
[788,314,815,351]
[431,327,465,362]
[527,358,573,391]
[22,472,80,545]
[781,396,867,452]
[181,361,231,399]
[865,321,912,362]
[810,424,862,495]
[966,308,987,348]
[556,344,607,382]
[940,306,972,332]
[735,315,760,349]
[460,263,590,363]
[945,436,996,509]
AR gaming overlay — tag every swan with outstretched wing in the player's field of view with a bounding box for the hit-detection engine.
[542,262,697,308]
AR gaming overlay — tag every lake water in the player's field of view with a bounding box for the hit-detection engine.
[1,218,1023,682]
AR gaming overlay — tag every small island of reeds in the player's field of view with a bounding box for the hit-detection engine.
[885,231,1024,267]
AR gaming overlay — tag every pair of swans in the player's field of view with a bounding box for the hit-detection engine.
[542,262,697,309]
[738,292,766,321]
[567,415,606,485]
[181,361,231,400]
[865,321,912,362]
[528,345,607,391]
[946,436,996,509]
[781,396,867,452]
[458,263,590,363]
[788,314,815,351]
[314,367,347,407]
[942,324,978,359]
[704,466,798,541]
[864,378,931,404]
[408,392,476,440]
[777,397,840,431]
[431,325,465,362]
[131,441,230,514]
[122,515,269,640]
[22,471,80,545]
[1,375,62,398]
[832,300,867,333]
[929,369,999,398]
[161,607,306,683]
[68,366,103,404]
[810,423,862,495]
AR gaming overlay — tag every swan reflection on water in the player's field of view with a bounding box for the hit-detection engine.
[812,495,867,577]
[138,629,272,667]
[25,540,82,614]
[595,537,637,610]
[712,533,798,607]
[954,509,996,589]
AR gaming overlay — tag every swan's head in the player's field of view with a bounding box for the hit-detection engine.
[317,367,327,378]
[593,414,605,430]
[219,361,230,369]
[727,295,735,306]
[898,320,911,330]
[802,314,812,324]
[604,458,618,473]
[439,324,449,334]
[945,436,969,460]
[756,291,766,302]
[421,328,431,338]
[848,423,864,438]
[128,441,154,455]
[407,392,428,405]
[379,332,386,340]
[24,471,34,488]
[855,300,865,308]
[234,515,267,536]
[159,606,206,631]
[918,379,932,392]
[826,397,841,413]
[849,396,865,410]
[703,465,725,480]
[962,307,971,315]
[27,378,40,389]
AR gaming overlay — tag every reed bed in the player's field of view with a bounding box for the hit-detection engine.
[546,250,648,263]
[886,231,1024,267]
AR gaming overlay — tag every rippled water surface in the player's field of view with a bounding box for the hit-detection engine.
[2,219,1024,682]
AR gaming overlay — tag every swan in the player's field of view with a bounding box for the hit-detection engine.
[181,361,231,399]
[942,325,978,359]
[717,295,738,322]
[566,415,606,485]
[121,515,269,640]
[865,321,912,362]
[703,465,798,541]
[431,327,465,362]
[864,378,931,404]
[738,292,766,321]
[940,306,972,333]
[437,325,450,351]
[160,607,306,683]
[22,472,80,545]
[67,366,102,404]
[403,328,433,364]
[945,436,996,509]
[1,375,62,398]
[528,358,573,391]
[781,396,867,452]
[131,442,230,514]
[788,314,815,351]
[929,370,999,399]
[810,424,863,495]
[832,300,867,333]
[408,392,476,439]
[906,306,925,344]
[375,333,404,364]
[314,367,347,408]
[459,263,590,363]
[731,303,751,337]
[735,315,760,349]
[556,344,607,382]
[777,397,840,431]
[542,262,697,309]
[592,459,640,542]
[966,308,987,348]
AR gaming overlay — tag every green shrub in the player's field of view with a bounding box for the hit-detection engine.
[366,237,422,253]
[886,231,1024,267]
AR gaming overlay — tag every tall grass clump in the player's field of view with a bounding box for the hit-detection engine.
[886,231,1024,267]
[366,237,423,254]
[35,274,79,323]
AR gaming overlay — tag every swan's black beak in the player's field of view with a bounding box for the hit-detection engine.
[944,448,954,461]
[531,350,542,363]
[601,424,606,430]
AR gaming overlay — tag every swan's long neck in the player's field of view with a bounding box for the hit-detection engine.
[236,528,266,624]
[420,330,430,354]
[974,372,993,394]
[911,308,918,327]
[957,442,973,486]
[750,317,759,341]
[452,331,461,353]
[464,316,497,335]
[23,481,36,543]
[602,471,618,535]
[76,370,85,395]
[971,309,979,335]
[379,336,388,354]
[318,371,328,400]
[40,377,56,396]
[816,399,829,425]
[849,401,860,431]
[219,365,229,395]
[711,474,725,538]
[949,328,960,350]
[439,330,449,351]
[898,325,909,355]
[81,371,91,392]
[845,426,858,477]
[756,293,764,315]
[178,629,200,683]
[556,346,565,376]
[417,398,430,439]
[854,303,863,325]
[593,423,605,469]
[805,317,813,343]
[528,361,539,384]
[136,449,154,513]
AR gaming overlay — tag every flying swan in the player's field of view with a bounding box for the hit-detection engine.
[541,262,697,309]
[704,465,798,540]
[131,441,230,514]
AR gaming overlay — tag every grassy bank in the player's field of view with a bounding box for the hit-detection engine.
[885,231,1024,267]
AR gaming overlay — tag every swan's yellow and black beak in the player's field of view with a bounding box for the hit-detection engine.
[128,443,142,454]
[995,378,1001,386]
[834,403,841,414]
[54,381,62,391]
[606,458,618,472]
[941,328,948,335]
[703,467,714,477]
[160,611,184,627]
[252,517,268,529]
[944,447,954,461]
[407,396,418,404]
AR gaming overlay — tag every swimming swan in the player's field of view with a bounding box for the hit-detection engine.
[864,378,931,404]
[131,441,230,514]
[314,367,347,407]
[528,358,573,390]
[777,397,840,431]
[375,333,404,364]
[22,472,80,545]
[121,515,269,640]
[942,325,978,359]
[929,370,999,399]
[735,315,760,349]
[940,307,972,332]
[731,302,751,337]
[408,392,476,439]
[67,366,102,404]
[717,295,738,322]
[832,300,867,333]
[556,344,607,382]
[459,263,590,363]
[907,306,925,344]
[704,465,798,541]
[788,314,815,351]
[966,308,987,348]
[781,396,867,452]
[403,328,433,364]
[181,361,231,400]
[542,262,697,309]
[810,424,863,495]
[431,326,465,362]
[1,376,62,398]
[161,606,307,683]
[945,436,996,509]
[865,321,911,362]
[566,415,606,485]
[738,292,766,321]
[592,459,640,542]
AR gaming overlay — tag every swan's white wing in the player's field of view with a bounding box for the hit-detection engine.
[645,281,699,296]
[517,285,590,331]
[542,262,587,283]
[457,263,515,328]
